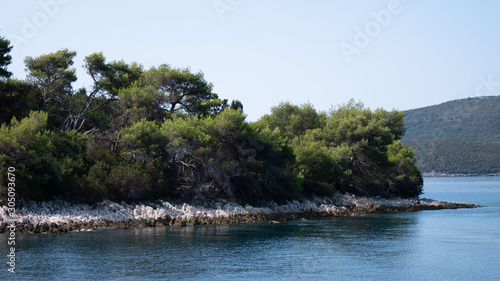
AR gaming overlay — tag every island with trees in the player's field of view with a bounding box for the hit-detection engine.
[0,36,475,232]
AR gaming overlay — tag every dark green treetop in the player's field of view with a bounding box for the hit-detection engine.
[141,64,226,117]
[0,35,13,79]
[119,64,227,123]
[24,49,77,112]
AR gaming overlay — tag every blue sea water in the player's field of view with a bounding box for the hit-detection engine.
[1,177,500,280]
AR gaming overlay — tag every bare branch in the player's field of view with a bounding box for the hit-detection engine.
[90,97,119,112]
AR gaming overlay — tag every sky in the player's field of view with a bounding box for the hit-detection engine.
[2,0,500,121]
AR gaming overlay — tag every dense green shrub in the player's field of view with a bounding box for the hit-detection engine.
[108,162,152,201]
[257,100,422,198]
[0,111,89,201]
[0,79,42,125]
[256,102,326,142]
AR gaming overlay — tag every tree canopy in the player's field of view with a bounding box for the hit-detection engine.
[0,36,13,79]
[25,49,77,111]
[0,41,422,204]
[119,64,227,124]
[256,100,422,198]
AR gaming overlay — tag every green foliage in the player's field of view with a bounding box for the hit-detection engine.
[230,100,244,111]
[118,83,165,123]
[117,65,228,125]
[0,110,52,198]
[293,140,338,185]
[388,140,415,168]
[161,115,211,147]
[120,119,161,152]
[325,100,402,147]
[0,35,13,79]
[140,64,227,117]
[256,102,326,142]
[0,111,50,152]
[23,49,79,130]
[0,99,423,202]
[257,99,421,198]
[251,125,296,167]
[108,162,152,201]
[0,79,42,124]
[205,108,251,143]
[159,109,251,148]
[387,140,423,197]
[82,110,111,130]
[0,111,87,201]
[0,42,426,203]
[85,160,111,200]
[84,52,143,97]
[25,49,77,107]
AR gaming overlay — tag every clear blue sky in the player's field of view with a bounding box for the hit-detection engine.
[2,0,500,121]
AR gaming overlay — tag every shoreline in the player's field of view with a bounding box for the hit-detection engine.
[422,172,500,177]
[0,194,478,233]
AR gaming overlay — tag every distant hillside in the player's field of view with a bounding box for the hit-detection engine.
[403,96,500,141]
[403,140,500,175]
[402,96,500,176]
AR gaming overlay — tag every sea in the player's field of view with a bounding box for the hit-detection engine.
[1,177,499,280]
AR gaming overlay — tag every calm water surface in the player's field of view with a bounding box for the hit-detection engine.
[1,177,499,280]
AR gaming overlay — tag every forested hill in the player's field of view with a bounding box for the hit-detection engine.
[402,96,500,176]
[403,96,500,141]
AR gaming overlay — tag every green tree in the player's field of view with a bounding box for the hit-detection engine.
[256,99,420,198]
[118,82,166,123]
[0,111,53,200]
[256,102,326,142]
[66,52,143,131]
[0,110,92,201]
[0,79,42,124]
[24,50,143,132]
[387,140,423,197]
[140,64,226,117]
[119,118,162,161]
[0,35,13,79]
[230,99,244,111]
[25,49,77,112]
[205,108,251,144]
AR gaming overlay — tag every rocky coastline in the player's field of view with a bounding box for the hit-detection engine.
[0,194,478,234]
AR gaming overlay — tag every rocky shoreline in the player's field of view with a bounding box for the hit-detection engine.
[0,194,478,234]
